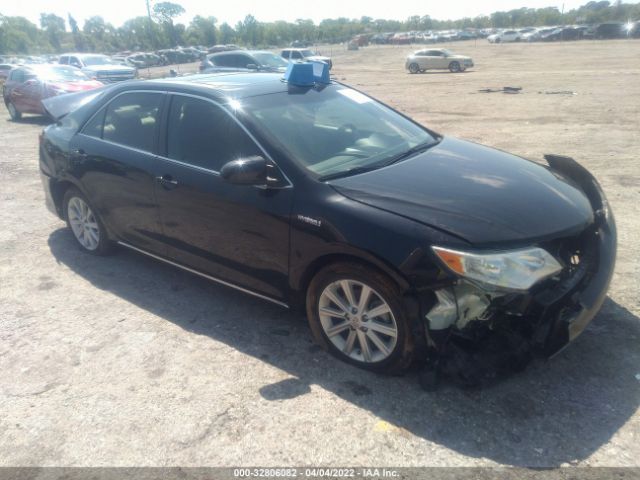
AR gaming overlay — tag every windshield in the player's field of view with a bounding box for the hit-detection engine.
[242,87,437,179]
[81,55,116,66]
[253,52,289,68]
[34,66,90,81]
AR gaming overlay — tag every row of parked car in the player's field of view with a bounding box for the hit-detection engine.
[199,48,332,73]
[487,22,640,43]
[1,47,335,121]
[369,21,639,45]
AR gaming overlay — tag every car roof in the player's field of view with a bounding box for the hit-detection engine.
[209,50,272,58]
[144,71,292,99]
[62,53,108,57]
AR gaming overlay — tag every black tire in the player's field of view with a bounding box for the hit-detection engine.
[449,61,461,73]
[306,262,414,374]
[6,101,22,121]
[408,63,420,74]
[63,187,113,255]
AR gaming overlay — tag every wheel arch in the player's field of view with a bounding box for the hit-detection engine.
[291,250,412,309]
[50,179,80,219]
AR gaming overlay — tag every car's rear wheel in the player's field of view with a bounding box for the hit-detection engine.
[408,63,420,74]
[6,101,22,121]
[306,262,414,373]
[63,188,112,255]
[449,61,461,73]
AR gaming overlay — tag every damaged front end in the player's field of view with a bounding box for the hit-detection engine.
[420,155,617,388]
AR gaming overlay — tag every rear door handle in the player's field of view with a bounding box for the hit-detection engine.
[156,174,179,189]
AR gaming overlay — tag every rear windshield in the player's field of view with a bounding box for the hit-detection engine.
[82,55,117,66]
[32,66,90,81]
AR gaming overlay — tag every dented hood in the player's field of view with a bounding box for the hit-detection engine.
[330,137,594,246]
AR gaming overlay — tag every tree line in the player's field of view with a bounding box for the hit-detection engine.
[1,0,639,54]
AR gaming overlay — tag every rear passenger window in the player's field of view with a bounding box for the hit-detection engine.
[82,109,106,138]
[10,69,25,82]
[166,95,261,171]
[102,92,162,152]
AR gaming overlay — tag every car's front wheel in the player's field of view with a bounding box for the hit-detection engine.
[63,188,112,255]
[6,101,22,121]
[306,262,414,373]
[408,63,420,74]
[449,61,461,73]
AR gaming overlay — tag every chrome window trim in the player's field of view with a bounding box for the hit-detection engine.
[117,241,289,309]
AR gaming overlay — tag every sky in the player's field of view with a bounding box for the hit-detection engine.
[0,0,633,28]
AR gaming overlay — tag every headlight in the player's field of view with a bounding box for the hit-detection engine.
[432,246,562,291]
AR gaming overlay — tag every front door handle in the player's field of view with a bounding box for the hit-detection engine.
[71,148,87,157]
[156,174,179,189]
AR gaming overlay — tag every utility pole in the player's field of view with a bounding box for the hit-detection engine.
[146,0,156,48]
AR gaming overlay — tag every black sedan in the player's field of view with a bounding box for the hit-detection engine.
[39,72,616,382]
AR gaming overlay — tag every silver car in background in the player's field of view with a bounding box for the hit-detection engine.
[405,48,474,74]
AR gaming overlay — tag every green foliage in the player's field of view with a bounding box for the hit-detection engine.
[1,1,639,55]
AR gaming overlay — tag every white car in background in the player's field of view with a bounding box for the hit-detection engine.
[488,30,522,43]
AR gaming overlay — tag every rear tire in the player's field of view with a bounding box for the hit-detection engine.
[306,262,414,374]
[63,187,113,255]
[6,101,22,121]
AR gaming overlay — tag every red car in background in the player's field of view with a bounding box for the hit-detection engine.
[0,64,13,82]
[3,64,103,120]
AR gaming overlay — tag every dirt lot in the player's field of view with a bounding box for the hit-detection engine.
[1,39,639,467]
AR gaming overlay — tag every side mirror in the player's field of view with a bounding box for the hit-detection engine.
[220,155,267,186]
[246,63,258,70]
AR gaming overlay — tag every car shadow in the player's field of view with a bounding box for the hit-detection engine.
[412,71,475,75]
[5,115,52,126]
[48,228,640,467]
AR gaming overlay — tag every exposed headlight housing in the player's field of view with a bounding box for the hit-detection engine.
[432,246,563,291]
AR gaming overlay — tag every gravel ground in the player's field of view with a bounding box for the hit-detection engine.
[1,39,639,468]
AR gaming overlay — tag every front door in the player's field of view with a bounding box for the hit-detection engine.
[153,94,293,301]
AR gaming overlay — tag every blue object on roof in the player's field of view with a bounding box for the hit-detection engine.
[311,61,330,84]
[283,61,330,86]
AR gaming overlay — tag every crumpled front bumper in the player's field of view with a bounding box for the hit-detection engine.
[534,155,617,355]
[422,155,616,362]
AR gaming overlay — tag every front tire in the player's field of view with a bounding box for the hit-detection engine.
[6,101,22,121]
[449,61,461,73]
[306,262,414,373]
[63,188,112,255]
[408,63,420,74]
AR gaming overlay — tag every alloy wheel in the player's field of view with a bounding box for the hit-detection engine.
[318,279,398,363]
[67,196,100,251]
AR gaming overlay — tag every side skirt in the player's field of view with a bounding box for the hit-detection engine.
[117,241,290,309]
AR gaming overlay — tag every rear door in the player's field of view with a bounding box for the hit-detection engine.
[153,93,293,301]
[72,90,167,254]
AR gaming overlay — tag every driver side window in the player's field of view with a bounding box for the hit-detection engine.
[166,95,261,172]
[70,57,82,68]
